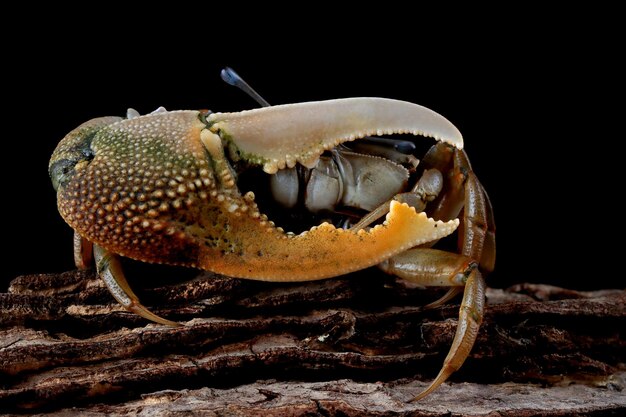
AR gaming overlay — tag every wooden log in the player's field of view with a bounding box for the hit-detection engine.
[1,268,624,415]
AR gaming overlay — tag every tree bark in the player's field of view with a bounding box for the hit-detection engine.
[1,268,624,416]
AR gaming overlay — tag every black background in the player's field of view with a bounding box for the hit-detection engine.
[1,15,619,292]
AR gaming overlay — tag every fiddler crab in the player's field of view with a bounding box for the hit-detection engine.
[49,68,495,401]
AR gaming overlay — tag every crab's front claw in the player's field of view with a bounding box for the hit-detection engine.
[208,97,463,174]
[200,199,459,281]
[200,98,463,281]
[52,99,463,285]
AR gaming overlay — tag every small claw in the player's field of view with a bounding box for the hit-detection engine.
[208,98,462,174]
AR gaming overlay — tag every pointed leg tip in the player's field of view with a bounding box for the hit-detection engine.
[423,287,463,310]
[129,304,182,327]
[407,383,438,403]
[407,392,428,404]
[407,368,454,403]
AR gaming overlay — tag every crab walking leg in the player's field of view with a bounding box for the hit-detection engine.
[348,166,465,310]
[458,153,495,272]
[379,249,485,401]
[73,231,93,270]
[416,268,484,402]
[379,149,494,400]
[428,147,493,261]
[93,245,180,327]
[418,144,466,309]
[422,147,496,309]
[423,142,465,224]
[479,183,496,273]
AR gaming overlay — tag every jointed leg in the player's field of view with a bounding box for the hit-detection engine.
[73,231,178,326]
[379,144,495,401]
[379,249,485,401]
[422,145,496,308]
[479,182,496,273]
[455,150,496,272]
[416,266,485,401]
[73,232,93,270]
[93,245,180,327]
[422,142,465,223]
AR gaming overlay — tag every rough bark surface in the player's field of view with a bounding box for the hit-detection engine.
[0,268,624,416]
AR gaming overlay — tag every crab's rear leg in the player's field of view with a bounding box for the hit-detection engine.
[421,144,496,309]
[91,245,180,327]
[379,249,485,401]
[379,146,495,401]
[455,150,496,292]
[73,232,93,270]
[73,232,179,326]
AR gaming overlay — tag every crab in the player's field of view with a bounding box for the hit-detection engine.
[49,68,495,401]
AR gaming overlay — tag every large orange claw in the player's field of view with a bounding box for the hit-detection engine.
[201,97,462,280]
[51,98,460,281]
[201,200,458,281]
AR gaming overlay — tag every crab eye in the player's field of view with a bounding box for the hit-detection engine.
[80,147,95,162]
[49,158,77,191]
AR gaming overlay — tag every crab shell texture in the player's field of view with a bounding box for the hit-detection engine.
[49,98,462,281]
